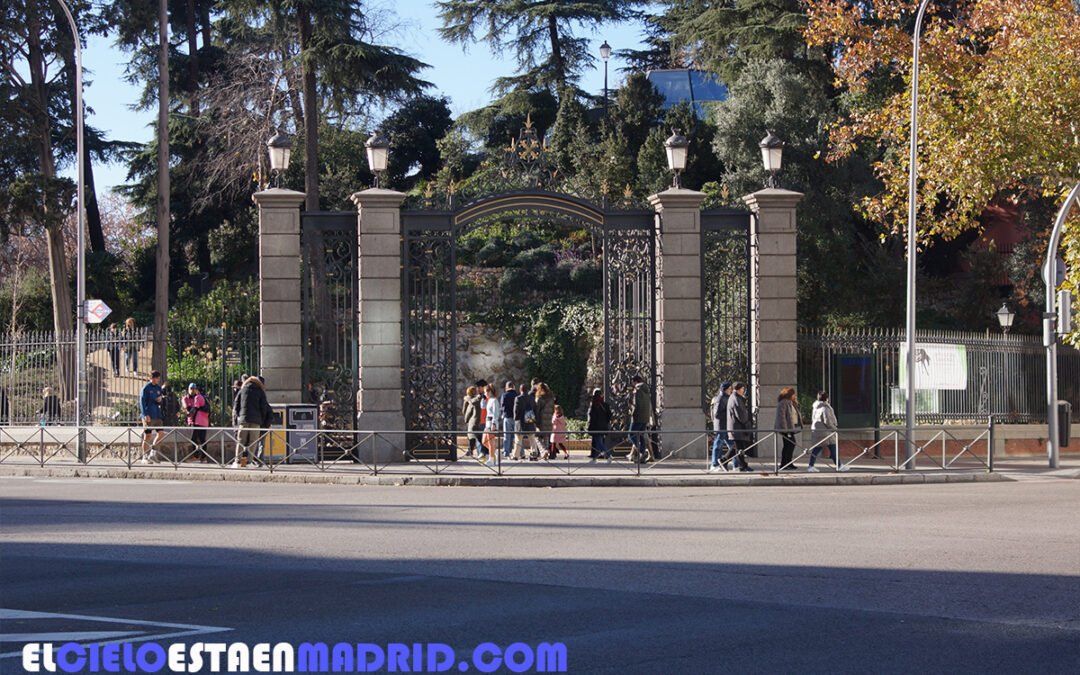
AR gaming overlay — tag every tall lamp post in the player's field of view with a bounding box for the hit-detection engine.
[54,0,87,460]
[904,0,935,469]
[1044,182,1080,468]
[365,131,390,188]
[599,40,611,120]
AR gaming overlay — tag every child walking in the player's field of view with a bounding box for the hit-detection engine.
[550,405,569,460]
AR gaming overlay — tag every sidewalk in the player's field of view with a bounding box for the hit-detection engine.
[1,454,1075,488]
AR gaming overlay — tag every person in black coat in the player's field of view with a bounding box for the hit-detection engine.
[230,375,273,468]
[709,381,732,471]
[512,383,535,460]
[586,388,612,461]
[724,382,753,471]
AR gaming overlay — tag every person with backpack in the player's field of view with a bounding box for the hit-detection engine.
[462,386,485,460]
[513,383,536,460]
[709,382,733,472]
[182,383,212,462]
[160,384,180,427]
[231,375,273,468]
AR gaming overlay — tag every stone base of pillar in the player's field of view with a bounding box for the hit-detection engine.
[355,411,406,464]
[659,408,710,460]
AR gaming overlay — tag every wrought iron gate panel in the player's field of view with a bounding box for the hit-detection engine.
[701,212,752,405]
[300,212,358,429]
[402,219,456,453]
[603,222,657,431]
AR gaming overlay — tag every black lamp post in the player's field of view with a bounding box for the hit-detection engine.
[600,40,611,120]
[664,129,689,188]
[365,131,390,188]
[759,131,784,188]
[995,302,1015,334]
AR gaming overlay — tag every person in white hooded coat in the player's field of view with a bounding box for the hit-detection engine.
[809,391,849,472]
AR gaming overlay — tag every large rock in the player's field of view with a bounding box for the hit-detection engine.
[456,324,530,395]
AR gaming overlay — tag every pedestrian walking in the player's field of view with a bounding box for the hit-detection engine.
[182,383,211,462]
[809,391,849,472]
[550,404,569,459]
[231,375,273,468]
[532,381,555,460]
[724,382,753,471]
[586,388,612,462]
[709,382,733,472]
[513,383,535,460]
[775,386,802,470]
[160,384,180,427]
[138,372,165,463]
[627,375,655,463]
[106,323,122,377]
[122,317,139,374]
[483,383,500,458]
[500,380,518,459]
[462,386,484,460]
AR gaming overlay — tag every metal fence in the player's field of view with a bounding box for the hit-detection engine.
[798,328,1080,424]
[0,423,996,476]
[0,327,259,426]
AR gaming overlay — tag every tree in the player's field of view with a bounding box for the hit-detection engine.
[664,0,827,85]
[380,96,453,187]
[437,0,645,95]
[804,0,1080,243]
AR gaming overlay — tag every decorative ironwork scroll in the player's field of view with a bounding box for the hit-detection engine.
[702,211,752,406]
[300,212,358,429]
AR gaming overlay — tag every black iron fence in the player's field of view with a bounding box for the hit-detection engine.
[798,328,1080,424]
[0,327,259,426]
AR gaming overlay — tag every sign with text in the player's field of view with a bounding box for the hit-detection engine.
[898,343,968,390]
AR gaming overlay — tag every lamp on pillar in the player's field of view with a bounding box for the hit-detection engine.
[759,131,784,188]
[266,131,293,187]
[995,302,1015,334]
[664,129,689,188]
[365,130,390,188]
[599,40,611,120]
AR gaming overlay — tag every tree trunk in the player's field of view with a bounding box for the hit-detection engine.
[186,0,200,117]
[298,3,319,210]
[547,14,565,92]
[83,141,105,253]
[199,0,212,50]
[153,0,171,380]
[27,2,75,399]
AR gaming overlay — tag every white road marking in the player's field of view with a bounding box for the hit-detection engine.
[0,609,230,659]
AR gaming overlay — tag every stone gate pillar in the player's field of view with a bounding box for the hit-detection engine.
[253,188,306,404]
[650,188,707,456]
[351,188,407,461]
[742,188,803,433]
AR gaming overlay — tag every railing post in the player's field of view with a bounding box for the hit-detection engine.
[987,415,995,473]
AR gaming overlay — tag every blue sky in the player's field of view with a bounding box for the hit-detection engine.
[80,4,651,194]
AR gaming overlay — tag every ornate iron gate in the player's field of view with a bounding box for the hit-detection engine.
[401,193,658,448]
[300,212,358,429]
[701,210,752,405]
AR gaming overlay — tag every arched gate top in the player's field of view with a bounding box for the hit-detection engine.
[453,190,605,229]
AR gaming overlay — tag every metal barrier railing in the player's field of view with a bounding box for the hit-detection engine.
[0,420,997,476]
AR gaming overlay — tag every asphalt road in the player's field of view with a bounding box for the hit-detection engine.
[1,475,1078,673]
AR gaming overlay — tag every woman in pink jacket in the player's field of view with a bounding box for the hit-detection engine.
[550,404,569,459]
[182,383,211,462]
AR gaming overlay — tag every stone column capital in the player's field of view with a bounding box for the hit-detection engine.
[253,187,306,208]
[648,188,707,212]
[741,188,804,214]
[350,188,407,211]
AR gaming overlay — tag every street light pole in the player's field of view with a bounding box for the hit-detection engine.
[904,0,934,470]
[599,41,611,121]
[55,0,86,461]
[1044,182,1080,468]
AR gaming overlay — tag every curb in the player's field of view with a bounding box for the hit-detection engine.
[0,465,1011,488]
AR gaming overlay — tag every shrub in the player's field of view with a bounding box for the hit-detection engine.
[512,246,556,269]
